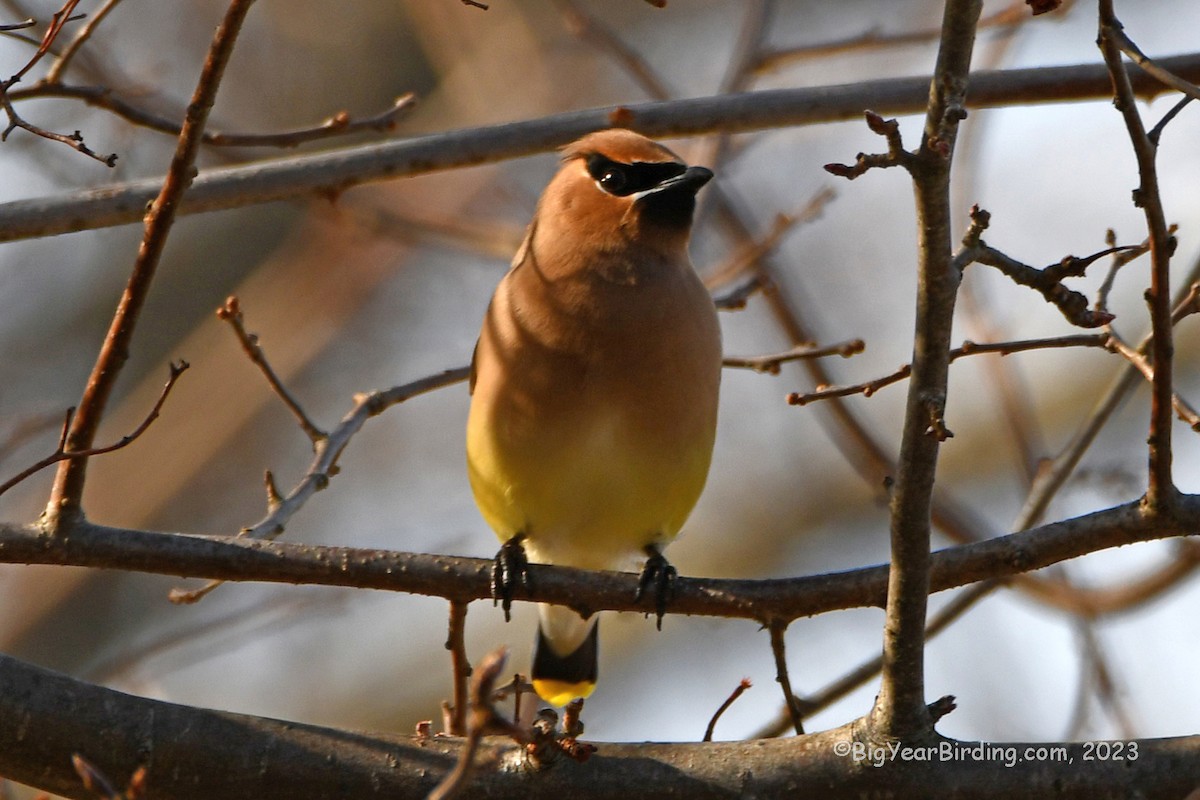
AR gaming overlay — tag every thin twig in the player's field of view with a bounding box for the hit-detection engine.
[0,88,116,165]
[703,678,751,742]
[9,83,417,148]
[1106,22,1200,104]
[1105,333,1200,430]
[427,648,509,800]
[6,0,82,83]
[445,600,471,737]
[823,110,915,179]
[1013,254,1200,531]
[754,580,999,739]
[42,0,124,83]
[44,0,258,529]
[752,1,1032,74]
[1099,1,1178,510]
[788,334,1108,406]
[956,206,1125,328]
[0,362,188,498]
[0,1,115,165]
[767,622,804,736]
[723,340,864,374]
[168,365,470,604]
[218,296,326,443]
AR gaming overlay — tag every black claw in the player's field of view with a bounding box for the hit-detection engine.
[635,547,676,631]
[491,534,530,622]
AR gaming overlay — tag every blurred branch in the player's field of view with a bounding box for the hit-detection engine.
[752,1,1033,74]
[44,0,256,528]
[7,84,418,147]
[0,1,115,165]
[723,339,864,375]
[6,53,1200,241]
[42,0,124,83]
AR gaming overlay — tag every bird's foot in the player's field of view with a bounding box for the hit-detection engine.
[635,546,676,631]
[492,534,531,622]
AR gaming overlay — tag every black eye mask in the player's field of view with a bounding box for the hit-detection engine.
[585,154,687,197]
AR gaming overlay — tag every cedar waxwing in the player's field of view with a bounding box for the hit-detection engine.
[466,129,721,706]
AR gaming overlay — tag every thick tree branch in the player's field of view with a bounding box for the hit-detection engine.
[3,54,1200,243]
[0,651,1197,800]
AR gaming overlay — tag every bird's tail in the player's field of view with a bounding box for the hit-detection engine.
[531,603,598,706]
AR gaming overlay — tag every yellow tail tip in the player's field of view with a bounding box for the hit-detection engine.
[532,678,596,707]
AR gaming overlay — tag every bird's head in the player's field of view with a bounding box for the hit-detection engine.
[531,129,713,268]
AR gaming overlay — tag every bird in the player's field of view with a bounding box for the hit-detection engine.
[466,129,722,707]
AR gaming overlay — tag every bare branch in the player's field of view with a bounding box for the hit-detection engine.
[956,206,1125,328]
[768,622,804,736]
[6,54,1200,242]
[0,362,188,498]
[0,497,1197,624]
[8,84,418,148]
[823,110,914,179]
[723,340,865,375]
[45,0,258,528]
[427,648,509,800]
[1099,2,1180,509]
[1105,21,1200,103]
[2,641,1200,798]
[788,335,1108,407]
[42,0,124,83]
[870,0,982,740]
[445,600,471,737]
[702,678,751,743]
[217,296,326,443]
[169,366,470,604]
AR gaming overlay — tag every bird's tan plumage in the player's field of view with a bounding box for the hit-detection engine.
[467,129,721,706]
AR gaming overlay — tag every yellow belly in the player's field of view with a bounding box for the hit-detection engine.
[466,401,714,570]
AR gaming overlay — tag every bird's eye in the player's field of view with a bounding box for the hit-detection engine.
[599,168,627,193]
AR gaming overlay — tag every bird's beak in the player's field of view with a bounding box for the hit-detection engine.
[634,166,714,202]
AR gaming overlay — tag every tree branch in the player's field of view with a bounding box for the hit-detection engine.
[1098,3,1179,510]
[1,650,1197,800]
[0,498,1195,626]
[4,54,1200,242]
[44,0,257,527]
[868,0,982,739]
